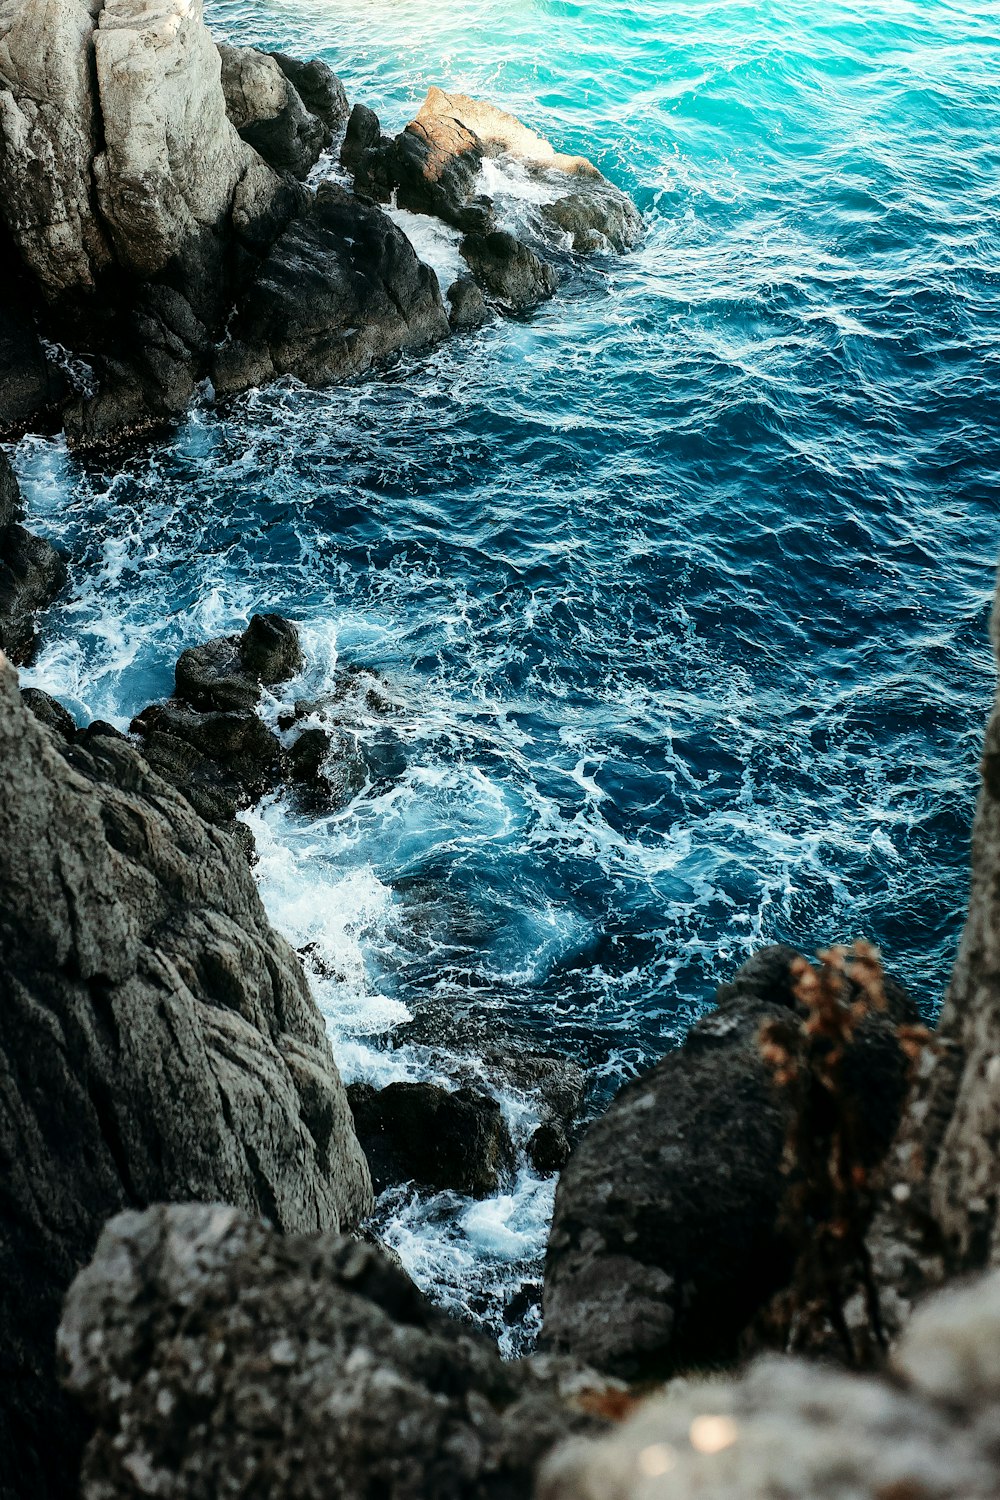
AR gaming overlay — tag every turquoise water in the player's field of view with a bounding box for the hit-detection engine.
[15,0,1000,1342]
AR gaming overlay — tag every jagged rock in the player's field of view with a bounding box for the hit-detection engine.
[542,190,643,254]
[448,274,489,330]
[0,451,67,663]
[21,685,77,739]
[59,1204,602,1500]
[130,700,288,822]
[870,581,1000,1329]
[270,52,348,140]
[529,1121,571,1176]
[213,182,451,396]
[0,659,371,1500]
[218,44,341,179]
[347,1081,517,1198]
[175,613,304,712]
[352,103,494,235]
[460,230,557,311]
[542,945,918,1378]
[340,100,383,173]
[0,291,64,437]
[415,88,603,178]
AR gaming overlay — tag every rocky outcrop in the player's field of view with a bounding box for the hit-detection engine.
[218,45,347,180]
[542,945,918,1377]
[347,1081,517,1198]
[0,448,66,662]
[866,589,1000,1328]
[59,1203,603,1500]
[539,1268,1000,1499]
[212,182,451,396]
[0,654,371,1499]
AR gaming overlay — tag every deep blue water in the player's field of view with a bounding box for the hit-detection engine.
[13,0,1000,1341]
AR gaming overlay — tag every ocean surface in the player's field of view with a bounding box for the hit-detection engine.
[13,0,1000,1347]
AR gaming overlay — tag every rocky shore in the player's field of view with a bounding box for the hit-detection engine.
[2,2,1000,1498]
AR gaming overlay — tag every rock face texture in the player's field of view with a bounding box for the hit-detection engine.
[0,656,371,1499]
[212,182,451,396]
[347,1081,517,1199]
[59,1204,601,1500]
[538,1270,1000,1500]
[869,593,1000,1322]
[218,45,347,180]
[0,449,66,662]
[542,945,918,1377]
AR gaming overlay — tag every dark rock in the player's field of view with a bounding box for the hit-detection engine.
[21,687,77,740]
[340,102,383,173]
[460,230,557,311]
[288,726,334,785]
[448,274,489,330]
[59,1204,602,1500]
[271,52,349,138]
[348,1081,517,1198]
[542,944,917,1378]
[219,44,331,180]
[529,1121,571,1176]
[213,184,451,397]
[0,512,68,665]
[175,613,303,712]
[0,296,63,439]
[130,701,288,820]
[0,662,371,1500]
[0,448,22,529]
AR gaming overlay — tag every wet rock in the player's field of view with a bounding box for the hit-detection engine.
[213,183,451,397]
[270,53,349,140]
[0,293,64,438]
[0,453,67,664]
[413,88,604,179]
[448,274,489,330]
[130,701,287,822]
[542,945,917,1378]
[460,230,557,311]
[340,101,383,173]
[542,189,643,254]
[0,662,371,1500]
[529,1121,571,1176]
[348,1080,518,1198]
[59,1203,602,1500]
[353,107,494,236]
[21,686,76,740]
[175,613,304,712]
[219,44,339,179]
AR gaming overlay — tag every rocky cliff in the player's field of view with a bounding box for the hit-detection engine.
[0,654,371,1498]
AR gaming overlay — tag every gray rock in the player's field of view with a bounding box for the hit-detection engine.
[175,613,304,712]
[340,101,383,173]
[448,275,489,330]
[541,189,643,254]
[130,700,288,823]
[21,685,77,740]
[213,183,451,397]
[460,229,557,311]
[270,52,349,139]
[347,1081,517,1198]
[0,659,371,1499]
[0,456,67,664]
[542,945,916,1378]
[59,1204,602,1500]
[219,44,333,180]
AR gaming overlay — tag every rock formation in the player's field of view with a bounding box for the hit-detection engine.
[58,1203,603,1500]
[0,654,372,1499]
[347,1081,517,1199]
[0,448,66,662]
[0,1,640,447]
[542,945,919,1377]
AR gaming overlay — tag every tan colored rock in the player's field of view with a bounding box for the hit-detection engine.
[416,87,601,178]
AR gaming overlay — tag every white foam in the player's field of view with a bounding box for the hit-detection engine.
[387,206,466,293]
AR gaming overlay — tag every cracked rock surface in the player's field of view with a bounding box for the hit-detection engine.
[0,655,371,1499]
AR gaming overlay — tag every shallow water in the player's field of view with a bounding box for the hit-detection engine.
[13,0,1000,1346]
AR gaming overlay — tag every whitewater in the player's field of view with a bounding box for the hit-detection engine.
[12,0,1000,1346]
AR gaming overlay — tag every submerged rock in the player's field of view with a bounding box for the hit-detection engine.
[347,1081,517,1198]
[0,658,371,1500]
[59,1203,602,1500]
[213,183,451,396]
[543,945,918,1378]
[175,612,304,712]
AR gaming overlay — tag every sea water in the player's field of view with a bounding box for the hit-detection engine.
[12,0,1000,1348]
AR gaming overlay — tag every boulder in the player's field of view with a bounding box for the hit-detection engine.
[213,182,451,397]
[21,684,77,739]
[0,658,371,1500]
[347,1081,517,1198]
[270,52,349,140]
[0,294,64,437]
[218,44,342,180]
[413,88,602,178]
[59,1203,603,1500]
[542,945,918,1378]
[175,613,304,712]
[352,108,494,236]
[447,274,489,330]
[340,100,383,173]
[542,190,643,255]
[460,230,557,311]
[130,701,288,822]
